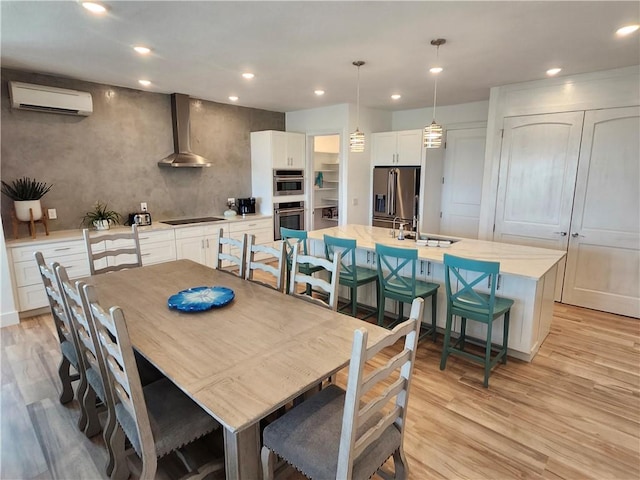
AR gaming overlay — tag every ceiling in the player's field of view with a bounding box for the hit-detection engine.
[2,1,638,113]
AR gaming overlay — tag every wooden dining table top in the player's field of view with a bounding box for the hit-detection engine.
[81,259,390,433]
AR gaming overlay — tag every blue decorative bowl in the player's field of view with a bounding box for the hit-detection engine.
[168,286,235,312]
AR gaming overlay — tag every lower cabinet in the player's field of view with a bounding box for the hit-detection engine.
[139,230,177,265]
[175,225,228,268]
[229,218,273,261]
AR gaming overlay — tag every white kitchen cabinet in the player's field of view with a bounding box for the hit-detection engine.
[175,224,228,268]
[371,129,423,166]
[254,130,306,169]
[138,230,177,265]
[9,239,93,311]
[229,217,273,261]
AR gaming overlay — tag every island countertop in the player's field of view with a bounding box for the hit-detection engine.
[308,224,565,280]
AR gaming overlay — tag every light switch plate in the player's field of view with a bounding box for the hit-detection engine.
[140,202,148,212]
[47,208,57,220]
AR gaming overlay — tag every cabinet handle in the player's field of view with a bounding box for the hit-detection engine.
[497,274,501,290]
[571,232,584,238]
[142,253,151,257]
[396,153,399,164]
[553,231,567,236]
[54,247,71,252]
[206,239,210,248]
[139,236,149,240]
[248,223,257,227]
[427,261,431,276]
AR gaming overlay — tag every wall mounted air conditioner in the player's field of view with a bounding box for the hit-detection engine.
[9,81,93,116]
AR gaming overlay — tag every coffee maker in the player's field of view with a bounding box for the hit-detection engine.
[237,197,256,215]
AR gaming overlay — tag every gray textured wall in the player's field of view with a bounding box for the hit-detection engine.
[0,69,284,235]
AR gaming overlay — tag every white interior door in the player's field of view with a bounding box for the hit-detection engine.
[494,111,584,300]
[562,106,640,317]
[440,127,486,238]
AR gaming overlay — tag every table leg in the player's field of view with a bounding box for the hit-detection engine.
[223,423,261,480]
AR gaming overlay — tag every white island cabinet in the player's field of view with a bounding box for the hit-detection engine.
[308,225,564,362]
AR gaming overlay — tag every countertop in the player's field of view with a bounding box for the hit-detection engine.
[5,214,272,248]
[308,224,565,280]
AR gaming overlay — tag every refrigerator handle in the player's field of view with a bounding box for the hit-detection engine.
[390,169,397,216]
[387,170,394,216]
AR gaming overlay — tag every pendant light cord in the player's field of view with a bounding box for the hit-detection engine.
[356,63,361,129]
[432,44,440,122]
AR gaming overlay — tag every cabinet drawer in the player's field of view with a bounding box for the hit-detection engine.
[141,241,177,266]
[14,253,90,287]
[251,228,274,245]
[229,218,272,233]
[174,224,227,240]
[138,230,175,244]
[11,240,85,262]
[17,284,49,311]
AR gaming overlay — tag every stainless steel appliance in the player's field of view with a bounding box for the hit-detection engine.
[372,166,421,230]
[237,197,256,215]
[273,169,304,196]
[273,201,305,240]
[128,212,152,226]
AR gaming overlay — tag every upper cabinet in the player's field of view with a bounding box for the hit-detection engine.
[371,129,423,166]
[268,131,306,169]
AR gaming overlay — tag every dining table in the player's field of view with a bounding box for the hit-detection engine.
[81,259,391,479]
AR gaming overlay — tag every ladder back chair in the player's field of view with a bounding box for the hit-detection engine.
[215,228,248,277]
[34,252,81,405]
[281,227,323,295]
[324,234,378,318]
[83,283,223,480]
[83,224,142,275]
[245,234,286,292]
[440,253,514,388]
[289,249,341,311]
[262,298,424,480]
[375,244,439,341]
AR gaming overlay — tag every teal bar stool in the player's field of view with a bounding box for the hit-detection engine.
[439,253,514,388]
[281,227,323,295]
[375,243,439,341]
[324,234,378,318]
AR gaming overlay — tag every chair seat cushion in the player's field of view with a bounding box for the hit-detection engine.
[452,292,514,320]
[60,340,79,369]
[384,279,439,301]
[115,378,219,458]
[86,367,105,401]
[263,384,400,480]
[340,266,378,286]
[299,263,324,275]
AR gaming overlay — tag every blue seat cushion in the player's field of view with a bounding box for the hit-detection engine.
[86,367,105,401]
[263,384,401,480]
[115,378,219,458]
[60,340,79,369]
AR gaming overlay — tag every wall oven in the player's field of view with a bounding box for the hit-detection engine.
[274,201,305,240]
[273,169,304,196]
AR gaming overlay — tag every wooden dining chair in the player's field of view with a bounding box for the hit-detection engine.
[289,249,341,310]
[215,228,247,277]
[375,243,439,341]
[34,252,81,406]
[324,234,378,318]
[262,298,424,480]
[440,253,514,388]
[281,227,323,295]
[245,234,286,292]
[83,283,224,480]
[83,224,142,275]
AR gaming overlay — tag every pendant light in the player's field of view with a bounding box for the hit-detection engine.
[350,61,365,153]
[424,39,446,148]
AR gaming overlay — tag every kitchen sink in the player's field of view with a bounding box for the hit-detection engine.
[161,217,227,225]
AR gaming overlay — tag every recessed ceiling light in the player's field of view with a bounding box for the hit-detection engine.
[314,90,325,96]
[242,73,255,79]
[546,68,562,76]
[138,80,151,87]
[133,46,151,55]
[82,2,107,14]
[228,96,239,102]
[391,94,402,100]
[617,24,639,36]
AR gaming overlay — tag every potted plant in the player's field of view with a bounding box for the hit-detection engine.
[82,201,121,230]
[1,176,53,222]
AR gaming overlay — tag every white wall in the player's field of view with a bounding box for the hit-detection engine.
[392,100,490,130]
[1,216,19,327]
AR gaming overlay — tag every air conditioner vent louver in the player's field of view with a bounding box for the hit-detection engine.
[9,81,93,116]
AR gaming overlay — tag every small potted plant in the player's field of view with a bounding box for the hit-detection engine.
[1,176,53,222]
[82,201,121,230]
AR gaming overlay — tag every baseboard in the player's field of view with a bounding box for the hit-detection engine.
[1,309,20,328]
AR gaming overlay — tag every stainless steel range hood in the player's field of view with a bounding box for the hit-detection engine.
[158,93,212,168]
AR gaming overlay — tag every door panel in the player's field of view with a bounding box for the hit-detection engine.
[440,128,486,238]
[494,112,584,300]
[562,106,640,317]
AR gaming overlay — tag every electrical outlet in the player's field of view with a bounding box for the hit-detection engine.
[140,202,148,212]
[227,197,235,204]
[47,208,57,220]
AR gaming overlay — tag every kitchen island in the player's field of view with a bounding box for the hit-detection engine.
[308,225,566,361]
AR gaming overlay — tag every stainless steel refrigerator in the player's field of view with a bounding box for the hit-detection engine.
[372,166,421,231]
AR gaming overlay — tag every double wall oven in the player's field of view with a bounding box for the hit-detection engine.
[273,200,304,240]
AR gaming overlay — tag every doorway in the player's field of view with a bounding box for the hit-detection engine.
[308,134,341,231]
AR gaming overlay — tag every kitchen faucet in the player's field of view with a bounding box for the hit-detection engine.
[391,216,401,238]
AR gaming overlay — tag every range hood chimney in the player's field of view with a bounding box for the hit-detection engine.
[158,93,212,168]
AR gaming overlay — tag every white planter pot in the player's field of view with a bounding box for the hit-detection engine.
[93,220,111,231]
[14,200,43,222]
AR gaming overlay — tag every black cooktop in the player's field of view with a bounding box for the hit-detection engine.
[161,217,227,225]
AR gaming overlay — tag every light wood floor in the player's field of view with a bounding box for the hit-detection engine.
[1,302,639,479]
